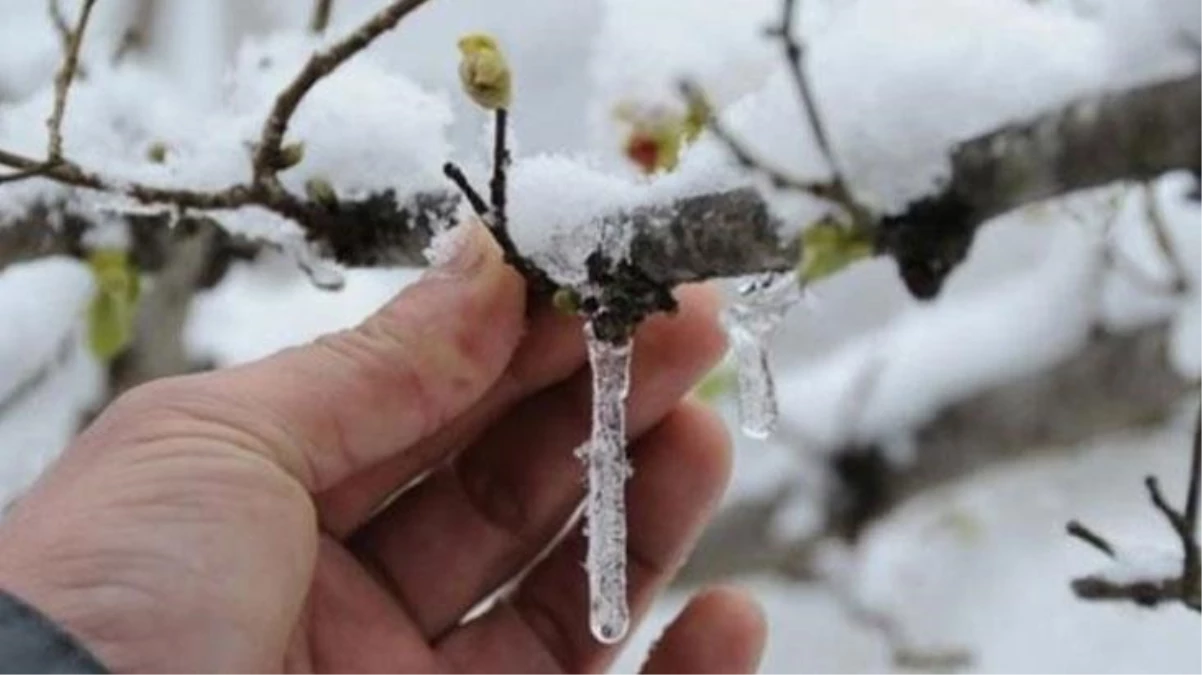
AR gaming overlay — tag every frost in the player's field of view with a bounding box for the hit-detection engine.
[421,221,470,268]
[508,154,642,286]
[723,272,801,439]
[578,321,633,644]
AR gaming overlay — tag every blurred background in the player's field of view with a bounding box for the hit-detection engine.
[0,0,1199,671]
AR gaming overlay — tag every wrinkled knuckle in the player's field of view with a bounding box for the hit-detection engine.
[106,375,197,419]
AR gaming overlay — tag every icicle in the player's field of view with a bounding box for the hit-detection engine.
[285,236,346,291]
[577,320,633,644]
[722,272,799,439]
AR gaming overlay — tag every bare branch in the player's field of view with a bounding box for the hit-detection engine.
[253,0,434,186]
[47,0,75,65]
[1071,575,1196,610]
[1066,520,1116,558]
[679,80,843,204]
[2,68,1197,301]
[768,0,834,167]
[442,163,488,216]
[47,0,97,162]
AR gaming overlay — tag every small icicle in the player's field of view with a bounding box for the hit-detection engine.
[286,236,345,291]
[578,320,634,644]
[722,272,799,439]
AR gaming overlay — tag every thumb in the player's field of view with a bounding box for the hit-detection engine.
[150,221,527,492]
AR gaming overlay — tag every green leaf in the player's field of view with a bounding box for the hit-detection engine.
[86,250,140,362]
[693,365,737,403]
[88,292,135,362]
[798,219,874,285]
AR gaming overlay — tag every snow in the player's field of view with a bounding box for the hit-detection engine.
[0,0,1198,671]
[1094,547,1184,586]
[0,257,101,502]
[774,217,1107,452]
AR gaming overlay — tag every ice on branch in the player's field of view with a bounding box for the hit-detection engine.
[578,321,633,644]
[723,272,800,439]
[285,235,345,291]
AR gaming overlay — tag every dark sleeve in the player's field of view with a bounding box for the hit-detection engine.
[0,589,108,673]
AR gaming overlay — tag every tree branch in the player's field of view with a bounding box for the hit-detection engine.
[2,73,1197,300]
[253,0,433,186]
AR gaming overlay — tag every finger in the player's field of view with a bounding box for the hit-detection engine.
[296,538,442,673]
[320,284,715,536]
[640,587,766,674]
[316,302,585,536]
[436,402,732,674]
[348,288,725,638]
[101,223,526,493]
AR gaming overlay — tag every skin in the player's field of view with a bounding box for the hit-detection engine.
[0,223,766,673]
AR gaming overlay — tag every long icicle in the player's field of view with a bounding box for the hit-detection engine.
[578,320,634,644]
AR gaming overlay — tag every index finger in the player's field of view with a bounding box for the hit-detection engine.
[113,223,527,493]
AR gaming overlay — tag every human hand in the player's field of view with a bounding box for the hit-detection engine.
[0,224,765,673]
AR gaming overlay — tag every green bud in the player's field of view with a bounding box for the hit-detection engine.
[304,177,338,208]
[146,141,169,164]
[275,141,306,171]
[551,287,581,315]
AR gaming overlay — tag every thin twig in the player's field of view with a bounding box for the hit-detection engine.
[0,328,75,420]
[1184,409,1202,602]
[47,0,97,162]
[1146,476,1189,537]
[442,162,488,216]
[1066,520,1116,558]
[1067,413,1202,612]
[253,0,434,186]
[679,80,841,202]
[765,0,869,227]
[490,108,510,237]
[443,146,555,294]
[768,0,833,164]
[112,0,157,65]
[46,0,85,79]
[0,0,437,239]
[1142,183,1190,294]
[310,0,335,34]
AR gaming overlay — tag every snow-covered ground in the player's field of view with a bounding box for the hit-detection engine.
[1,0,1199,671]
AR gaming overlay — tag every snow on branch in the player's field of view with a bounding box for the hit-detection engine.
[1066,409,1201,612]
[0,70,1197,296]
[2,72,1197,301]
